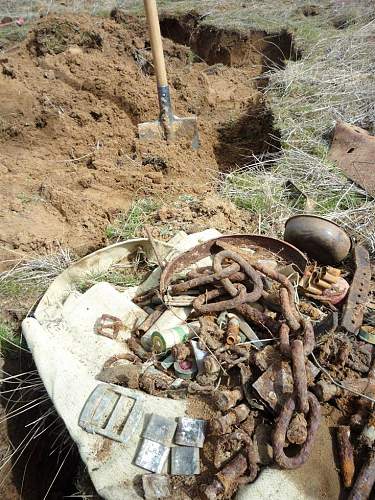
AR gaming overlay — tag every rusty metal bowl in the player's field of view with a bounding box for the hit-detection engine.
[284,215,352,265]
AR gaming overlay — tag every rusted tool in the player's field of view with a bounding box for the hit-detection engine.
[138,0,199,148]
[337,426,355,488]
[342,245,371,334]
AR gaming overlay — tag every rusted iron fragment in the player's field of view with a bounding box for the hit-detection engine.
[286,413,307,445]
[337,426,355,488]
[342,245,371,334]
[348,449,375,500]
[329,121,375,197]
[213,387,243,411]
[204,453,248,500]
[291,339,309,414]
[252,359,319,411]
[210,404,250,436]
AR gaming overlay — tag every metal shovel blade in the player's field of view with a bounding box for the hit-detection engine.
[138,114,200,150]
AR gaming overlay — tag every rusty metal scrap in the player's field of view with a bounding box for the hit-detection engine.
[272,392,321,469]
[213,387,243,411]
[291,340,309,414]
[94,314,123,339]
[226,316,241,345]
[171,342,193,361]
[210,404,250,435]
[286,413,308,445]
[337,426,355,488]
[348,449,375,500]
[342,245,371,334]
[212,250,264,302]
[204,453,248,500]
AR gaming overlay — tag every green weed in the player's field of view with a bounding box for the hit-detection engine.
[106,198,160,241]
[0,319,24,354]
[74,267,145,293]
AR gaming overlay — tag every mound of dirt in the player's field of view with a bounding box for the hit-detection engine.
[0,12,291,264]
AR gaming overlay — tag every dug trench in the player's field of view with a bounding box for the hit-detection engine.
[0,10,300,499]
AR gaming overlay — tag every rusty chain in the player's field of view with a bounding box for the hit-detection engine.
[166,246,321,469]
[272,319,321,468]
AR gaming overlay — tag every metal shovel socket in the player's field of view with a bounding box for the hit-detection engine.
[138,84,199,149]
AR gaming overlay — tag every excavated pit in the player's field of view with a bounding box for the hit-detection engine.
[0,10,300,499]
[160,11,300,169]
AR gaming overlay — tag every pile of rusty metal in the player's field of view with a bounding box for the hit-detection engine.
[96,229,374,500]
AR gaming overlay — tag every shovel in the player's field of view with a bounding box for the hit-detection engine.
[138,0,199,149]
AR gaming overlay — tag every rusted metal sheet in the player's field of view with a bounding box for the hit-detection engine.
[341,245,371,333]
[329,121,375,197]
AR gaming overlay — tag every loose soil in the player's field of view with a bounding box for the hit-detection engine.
[0,11,295,266]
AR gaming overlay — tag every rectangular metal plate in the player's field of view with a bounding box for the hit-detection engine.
[135,439,170,473]
[175,417,206,448]
[79,384,143,443]
[171,446,200,475]
[142,414,177,446]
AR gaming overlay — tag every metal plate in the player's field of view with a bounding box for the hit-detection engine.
[135,439,170,473]
[142,414,177,446]
[171,446,200,475]
[175,417,206,448]
[79,384,143,443]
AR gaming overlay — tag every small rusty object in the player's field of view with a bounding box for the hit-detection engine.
[213,387,243,411]
[348,449,375,500]
[342,245,371,334]
[273,391,321,469]
[210,404,250,435]
[171,342,192,361]
[203,355,221,375]
[204,453,248,500]
[360,412,375,448]
[235,303,280,334]
[252,260,301,330]
[127,337,150,361]
[337,426,355,488]
[140,367,175,395]
[226,429,259,484]
[226,316,241,345]
[94,314,123,339]
[291,339,309,414]
[138,307,165,334]
[286,413,308,445]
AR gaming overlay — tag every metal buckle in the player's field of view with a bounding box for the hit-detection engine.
[79,384,144,443]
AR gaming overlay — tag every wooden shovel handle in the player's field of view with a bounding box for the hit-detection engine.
[143,0,168,86]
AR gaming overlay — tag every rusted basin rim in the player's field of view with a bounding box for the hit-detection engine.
[160,234,308,293]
